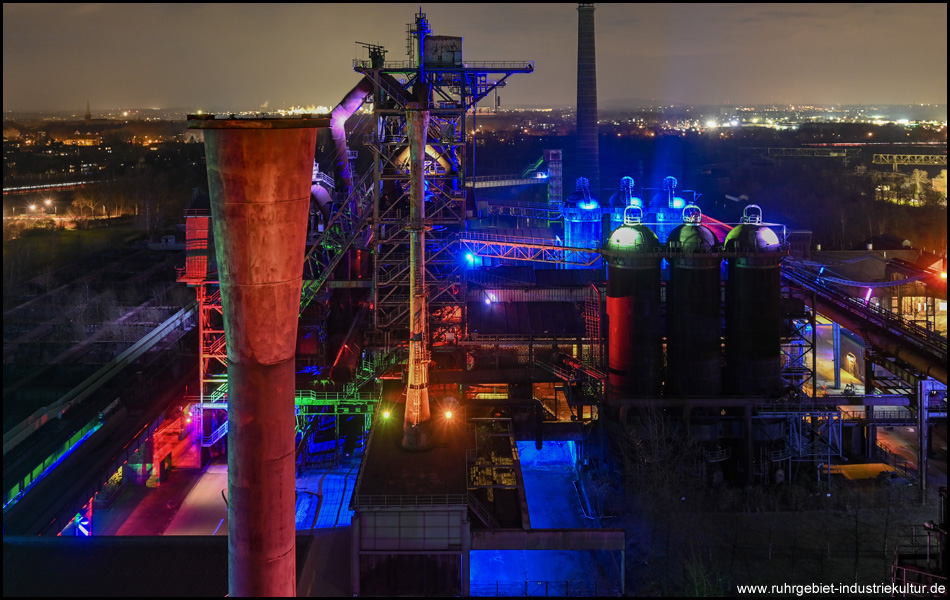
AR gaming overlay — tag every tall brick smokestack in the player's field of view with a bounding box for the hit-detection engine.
[576,3,600,198]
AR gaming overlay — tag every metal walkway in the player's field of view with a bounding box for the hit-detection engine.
[782,263,947,385]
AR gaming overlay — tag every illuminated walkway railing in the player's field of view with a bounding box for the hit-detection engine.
[460,232,601,266]
[3,421,102,511]
[469,173,546,189]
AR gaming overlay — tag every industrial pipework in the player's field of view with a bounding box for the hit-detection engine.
[403,104,433,450]
[189,115,322,597]
[330,77,374,198]
[561,177,603,269]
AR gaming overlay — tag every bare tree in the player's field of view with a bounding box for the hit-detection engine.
[910,169,930,204]
[71,194,96,218]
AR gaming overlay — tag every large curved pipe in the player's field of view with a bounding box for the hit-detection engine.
[330,77,375,198]
[311,183,333,221]
[402,104,432,451]
[866,331,947,385]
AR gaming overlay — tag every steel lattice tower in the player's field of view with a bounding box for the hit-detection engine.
[354,10,533,346]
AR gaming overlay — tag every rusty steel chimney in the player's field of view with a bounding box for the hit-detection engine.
[576,3,600,198]
[190,115,322,597]
[402,103,433,451]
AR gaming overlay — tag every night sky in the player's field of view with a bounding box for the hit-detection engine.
[3,3,947,113]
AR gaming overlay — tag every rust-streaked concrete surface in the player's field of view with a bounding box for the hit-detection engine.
[192,116,320,597]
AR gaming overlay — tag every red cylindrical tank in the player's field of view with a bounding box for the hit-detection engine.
[191,115,321,597]
[603,208,661,398]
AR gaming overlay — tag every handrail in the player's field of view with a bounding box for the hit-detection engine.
[353,494,466,508]
[203,420,228,447]
[839,408,917,423]
[354,59,534,71]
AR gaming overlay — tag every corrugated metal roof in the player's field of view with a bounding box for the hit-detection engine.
[468,267,604,288]
[467,301,584,337]
[535,269,605,287]
[467,266,537,287]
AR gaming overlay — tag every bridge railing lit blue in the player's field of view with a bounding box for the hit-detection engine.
[460,232,601,266]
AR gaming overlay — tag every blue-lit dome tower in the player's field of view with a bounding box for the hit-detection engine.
[606,176,642,235]
[560,177,602,268]
[644,176,687,244]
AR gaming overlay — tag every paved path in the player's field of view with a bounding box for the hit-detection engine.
[164,464,228,535]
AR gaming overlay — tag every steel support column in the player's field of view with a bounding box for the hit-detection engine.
[917,379,929,504]
[833,322,841,389]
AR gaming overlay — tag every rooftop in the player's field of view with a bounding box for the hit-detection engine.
[353,402,472,503]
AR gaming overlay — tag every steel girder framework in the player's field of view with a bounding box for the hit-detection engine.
[460,232,602,267]
[782,264,947,385]
[355,50,532,344]
[780,286,818,400]
[195,285,227,402]
[300,168,375,315]
[177,209,227,405]
[763,409,843,474]
[767,147,863,160]
[872,154,947,166]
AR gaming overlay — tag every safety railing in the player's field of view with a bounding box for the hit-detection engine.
[203,420,228,447]
[354,59,534,71]
[353,494,467,508]
[839,408,917,424]
[470,580,620,597]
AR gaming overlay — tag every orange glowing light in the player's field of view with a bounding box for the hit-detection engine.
[445,410,453,419]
